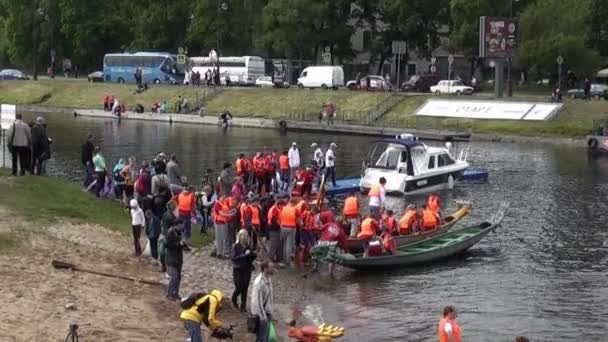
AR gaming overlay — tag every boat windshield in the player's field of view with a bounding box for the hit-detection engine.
[374,148,400,169]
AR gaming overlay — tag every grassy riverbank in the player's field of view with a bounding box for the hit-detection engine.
[0,171,211,248]
[380,96,608,137]
[2,79,608,137]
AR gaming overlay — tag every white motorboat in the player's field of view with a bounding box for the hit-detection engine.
[359,136,469,195]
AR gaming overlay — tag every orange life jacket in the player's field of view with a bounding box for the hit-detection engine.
[301,210,314,231]
[422,209,438,230]
[383,216,397,235]
[296,200,308,213]
[213,200,229,224]
[279,155,289,171]
[253,157,265,175]
[368,183,381,198]
[343,196,359,218]
[280,204,298,228]
[267,204,281,226]
[399,208,417,235]
[239,202,249,227]
[177,192,194,214]
[357,218,377,241]
[250,205,261,225]
[381,232,396,253]
[427,195,440,214]
[438,317,461,342]
[236,158,247,175]
[264,156,275,172]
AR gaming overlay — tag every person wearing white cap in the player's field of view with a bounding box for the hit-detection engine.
[325,142,338,187]
[288,142,300,181]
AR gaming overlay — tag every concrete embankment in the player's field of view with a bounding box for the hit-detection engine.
[18,105,586,146]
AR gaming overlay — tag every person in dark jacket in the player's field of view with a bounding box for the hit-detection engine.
[165,221,187,301]
[31,116,50,175]
[231,229,256,312]
[145,209,161,260]
[160,200,178,273]
[81,133,95,186]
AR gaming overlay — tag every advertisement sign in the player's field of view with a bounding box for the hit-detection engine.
[1,104,16,129]
[415,99,562,121]
[522,103,564,121]
[479,16,518,58]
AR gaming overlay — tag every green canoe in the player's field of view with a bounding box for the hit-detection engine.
[328,201,509,271]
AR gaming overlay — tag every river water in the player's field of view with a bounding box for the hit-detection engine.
[16,113,608,341]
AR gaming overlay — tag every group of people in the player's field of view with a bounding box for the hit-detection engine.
[76,133,538,342]
[232,141,339,195]
[102,95,125,115]
[80,138,284,341]
[185,69,220,87]
[6,114,52,176]
[347,177,442,255]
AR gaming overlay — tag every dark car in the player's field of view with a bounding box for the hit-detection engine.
[87,71,104,83]
[401,74,440,92]
[0,69,29,80]
[567,84,608,100]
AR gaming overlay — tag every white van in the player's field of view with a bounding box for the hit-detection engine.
[297,66,344,89]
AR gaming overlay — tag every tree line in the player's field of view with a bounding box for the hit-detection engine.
[0,0,606,78]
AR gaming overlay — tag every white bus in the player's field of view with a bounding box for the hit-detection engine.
[189,56,265,85]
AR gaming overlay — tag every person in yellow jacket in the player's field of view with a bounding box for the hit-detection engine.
[180,289,230,342]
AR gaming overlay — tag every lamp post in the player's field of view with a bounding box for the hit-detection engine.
[215,1,228,86]
[507,0,520,97]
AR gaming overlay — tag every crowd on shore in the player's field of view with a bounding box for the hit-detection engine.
[76,133,535,342]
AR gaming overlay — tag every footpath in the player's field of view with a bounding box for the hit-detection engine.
[18,105,585,146]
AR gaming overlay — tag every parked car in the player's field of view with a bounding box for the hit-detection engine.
[256,76,274,87]
[567,84,608,100]
[255,76,290,88]
[87,71,104,83]
[0,69,29,80]
[346,75,387,90]
[429,80,474,95]
[401,74,440,92]
[297,66,344,89]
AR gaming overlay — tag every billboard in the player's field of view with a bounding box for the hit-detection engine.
[414,99,563,121]
[479,16,518,58]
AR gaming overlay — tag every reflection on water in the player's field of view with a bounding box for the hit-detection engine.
[24,113,608,341]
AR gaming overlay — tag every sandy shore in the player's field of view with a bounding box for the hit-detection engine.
[0,205,319,342]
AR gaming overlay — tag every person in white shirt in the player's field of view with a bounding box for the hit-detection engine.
[325,142,337,187]
[367,177,386,219]
[130,199,146,255]
[111,98,120,115]
[311,142,325,171]
[288,142,300,181]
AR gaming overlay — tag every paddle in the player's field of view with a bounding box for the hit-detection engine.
[52,260,165,287]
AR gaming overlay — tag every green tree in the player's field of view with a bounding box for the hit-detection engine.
[1,0,39,71]
[58,0,130,69]
[518,0,599,77]
[257,0,353,62]
[373,0,449,75]
[187,0,264,57]
[588,0,608,57]
[128,0,192,51]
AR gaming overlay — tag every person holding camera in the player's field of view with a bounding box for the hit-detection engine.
[165,221,189,301]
